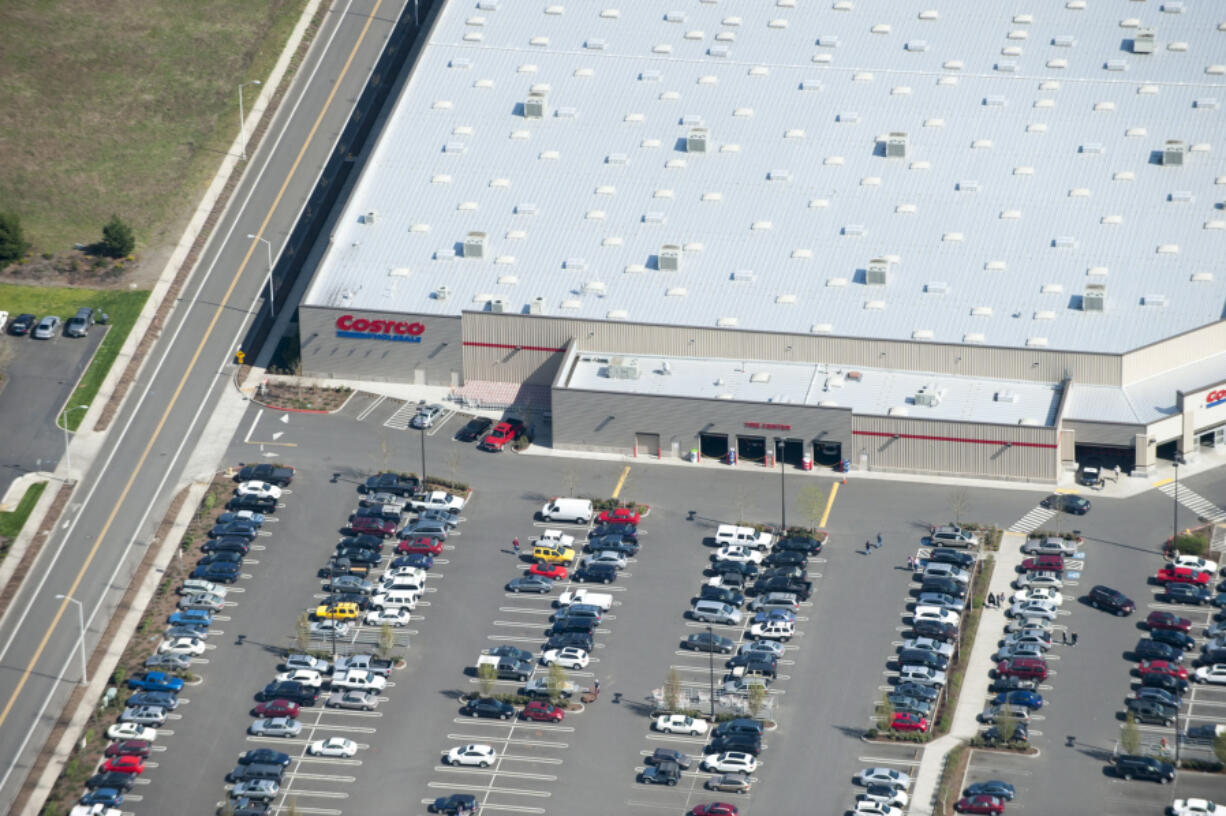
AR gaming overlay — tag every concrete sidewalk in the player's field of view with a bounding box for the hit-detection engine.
[906,531,1030,815]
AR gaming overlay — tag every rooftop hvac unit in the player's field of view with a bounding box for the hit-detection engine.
[364,210,378,224]
[915,384,942,407]
[489,297,509,313]
[606,356,640,379]
[1162,139,1185,166]
[866,257,892,285]
[686,127,709,153]
[463,231,487,258]
[524,91,547,119]
[529,296,546,314]
[659,244,681,271]
[886,132,908,158]
[1083,283,1106,312]
[1133,28,1156,54]
[434,285,452,301]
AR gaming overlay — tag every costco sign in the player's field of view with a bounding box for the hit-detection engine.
[1207,389,1226,409]
[335,314,425,343]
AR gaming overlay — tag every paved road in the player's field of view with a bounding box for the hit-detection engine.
[0,328,104,497]
[0,1,410,809]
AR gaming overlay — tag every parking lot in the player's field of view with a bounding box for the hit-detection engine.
[118,397,1226,816]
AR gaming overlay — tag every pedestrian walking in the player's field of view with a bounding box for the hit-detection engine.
[876,533,883,549]
[1061,630,1069,645]
[512,537,520,555]
[864,540,872,555]
[1071,631,1079,647]
[906,555,914,570]
[1114,464,1121,482]
[594,679,601,694]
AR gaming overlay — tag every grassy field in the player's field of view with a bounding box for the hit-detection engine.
[0,0,307,255]
[0,283,150,430]
[0,481,46,542]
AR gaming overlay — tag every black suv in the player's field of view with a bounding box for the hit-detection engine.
[361,472,420,497]
[912,619,958,642]
[713,718,765,739]
[1134,639,1182,663]
[260,681,318,706]
[921,577,967,599]
[751,576,812,600]
[709,732,763,755]
[573,562,618,584]
[1088,585,1135,616]
[638,760,681,785]
[1114,754,1175,782]
[235,463,295,486]
[1140,672,1189,695]
[929,548,976,569]
[1149,629,1196,651]
[773,535,824,555]
[699,585,745,607]
[1125,697,1177,726]
[228,493,278,513]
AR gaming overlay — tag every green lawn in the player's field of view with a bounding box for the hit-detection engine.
[0,0,307,254]
[0,284,150,430]
[0,481,46,541]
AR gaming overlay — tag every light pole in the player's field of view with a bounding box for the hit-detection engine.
[420,424,428,488]
[775,437,787,534]
[1172,452,1185,553]
[247,234,276,317]
[706,625,716,721]
[238,79,262,161]
[62,404,89,484]
[56,594,87,684]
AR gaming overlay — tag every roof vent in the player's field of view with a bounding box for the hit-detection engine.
[886,132,908,158]
[1083,283,1106,311]
[659,244,682,271]
[434,285,452,301]
[915,384,942,407]
[866,257,892,285]
[524,91,547,119]
[1133,28,1156,53]
[686,128,709,153]
[364,210,378,224]
[1163,140,1186,165]
[489,297,509,313]
[606,357,640,379]
[463,231,487,258]
[529,296,547,314]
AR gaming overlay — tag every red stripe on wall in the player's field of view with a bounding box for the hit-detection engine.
[852,430,1057,449]
[462,341,568,353]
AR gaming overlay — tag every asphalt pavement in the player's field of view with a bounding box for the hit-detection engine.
[0,1,411,810]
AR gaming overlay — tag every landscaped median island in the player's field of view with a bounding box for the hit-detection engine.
[0,481,46,558]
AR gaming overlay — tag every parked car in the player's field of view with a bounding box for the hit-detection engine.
[410,403,446,429]
[429,794,480,814]
[929,525,978,548]
[8,313,36,335]
[1147,611,1193,632]
[520,701,565,722]
[639,760,681,785]
[1113,754,1176,782]
[954,795,1005,814]
[235,464,295,486]
[454,416,493,442]
[32,315,61,339]
[479,419,526,451]
[360,472,420,497]
[1040,494,1091,514]
[460,697,514,720]
[655,714,709,735]
[249,717,302,737]
[65,307,94,337]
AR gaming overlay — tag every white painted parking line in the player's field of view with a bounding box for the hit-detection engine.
[426,781,551,798]
[284,772,357,783]
[858,755,923,766]
[450,719,574,733]
[434,766,559,782]
[448,733,570,749]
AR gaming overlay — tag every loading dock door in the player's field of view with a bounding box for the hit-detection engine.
[700,433,729,460]
[635,432,660,458]
[814,441,842,466]
[737,435,766,463]
[1075,443,1133,475]
[782,438,805,467]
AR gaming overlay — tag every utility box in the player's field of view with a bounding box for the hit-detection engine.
[866,257,892,285]
[1083,284,1106,312]
[524,91,547,119]
[1163,139,1185,166]
[463,231,487,258]
[686,127,709,153]
[886,132,908,158]
[659,244,681,271]
[1133,28,1156,54]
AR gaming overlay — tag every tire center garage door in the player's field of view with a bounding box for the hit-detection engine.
[700,433,729,460]
[737,435,766,463]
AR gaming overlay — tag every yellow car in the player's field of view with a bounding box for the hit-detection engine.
[314,602,360,621]
[532,544,575,565]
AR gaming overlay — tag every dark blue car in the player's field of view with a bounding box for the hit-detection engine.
[80,787,125,807]
[127,671,185,693]
[992,690,1043,710]
[1165,583,1211,605]
[390,553,433,570]
[964,780,1015,800]
[168,609,213,627]
[191,561,242,583]
[208,520,259,540]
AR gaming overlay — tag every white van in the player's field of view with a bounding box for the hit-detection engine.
[370,589,420,610]
[540,498,593,524]
[714,524,773,551]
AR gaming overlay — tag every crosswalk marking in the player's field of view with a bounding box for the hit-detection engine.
[383,401,418,430]
[1155,482,1226,523]
[1009,506,1056,533]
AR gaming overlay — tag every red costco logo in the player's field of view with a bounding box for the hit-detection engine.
[335,314,425,343]
[1207,389,1226,409]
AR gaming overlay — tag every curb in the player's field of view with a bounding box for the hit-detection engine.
[0,480,63,621]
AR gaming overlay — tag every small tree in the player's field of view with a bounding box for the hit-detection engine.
[797,483,826,532]
[947,488,971,527]
[1120,712,1141,756]
[295,611,311,654]
[101,214,135,258]
[663,667,682,712]
[0,212,29,264]
[876,690,894,732]
[1213,730,1226,767]
[287,800,302,816]
[746,682,767,719]
[547,662,568,704]
[995,707,1018,745]
[447,450,462,487]
[562,464,580,498]
[375,622,396,661]
[732,483,752,526]
[476,663,497,698]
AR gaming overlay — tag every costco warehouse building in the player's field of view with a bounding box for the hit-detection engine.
[298,0,1226,483]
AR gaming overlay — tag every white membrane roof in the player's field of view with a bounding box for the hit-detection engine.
[305,0,1226,355]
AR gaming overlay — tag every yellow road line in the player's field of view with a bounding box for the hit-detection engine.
[819,482,839,529]
[1152,477,1174,488]
[611,466,631,499]
[246,441,299,447]
[1053,488,1081,494]
[0,0,385,735]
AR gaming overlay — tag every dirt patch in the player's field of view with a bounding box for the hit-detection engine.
[255,380,352,412]
[19,478,234,816]
[0,482,68,620]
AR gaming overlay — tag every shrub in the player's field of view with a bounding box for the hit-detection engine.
[1173,533,1208,557]
[0,212,30,264]
[101,214,136,258]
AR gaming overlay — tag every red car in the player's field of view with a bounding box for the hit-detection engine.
[1137,659,1189,680]
[1155,566,1211,585]
[891,711,929,732]
[101,755,145,775]
[347,516,396,538]
[692,805,739,816]
[955,795,1004,815]
[529,562,568,580]
[104,740,151,759]
[397,536,444,556]
[598,507,641,525]
[1020,554,1064,573]
[996,657,1047,681]
[478,419,525,452]
[1146,611,1192,632]
[520,701,565,722]
[254,699,301,718]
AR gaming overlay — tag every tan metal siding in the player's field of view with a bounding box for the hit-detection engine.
[463,312,1122,385]
[1123,320,1226,384]
[299,306,463,385]
[1063,420,1145,447]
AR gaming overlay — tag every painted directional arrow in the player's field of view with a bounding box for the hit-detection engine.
[272,432,284,441]
[280,413,290,424]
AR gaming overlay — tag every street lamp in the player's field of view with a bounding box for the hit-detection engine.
[247,234,276,318]
[238,80,262,161]
[775,437,787,534]
[419,422,428,489]
[706,625,716,721]
[1172,452,1186,554]
[56,594,87,684]
[62,404,89,484]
